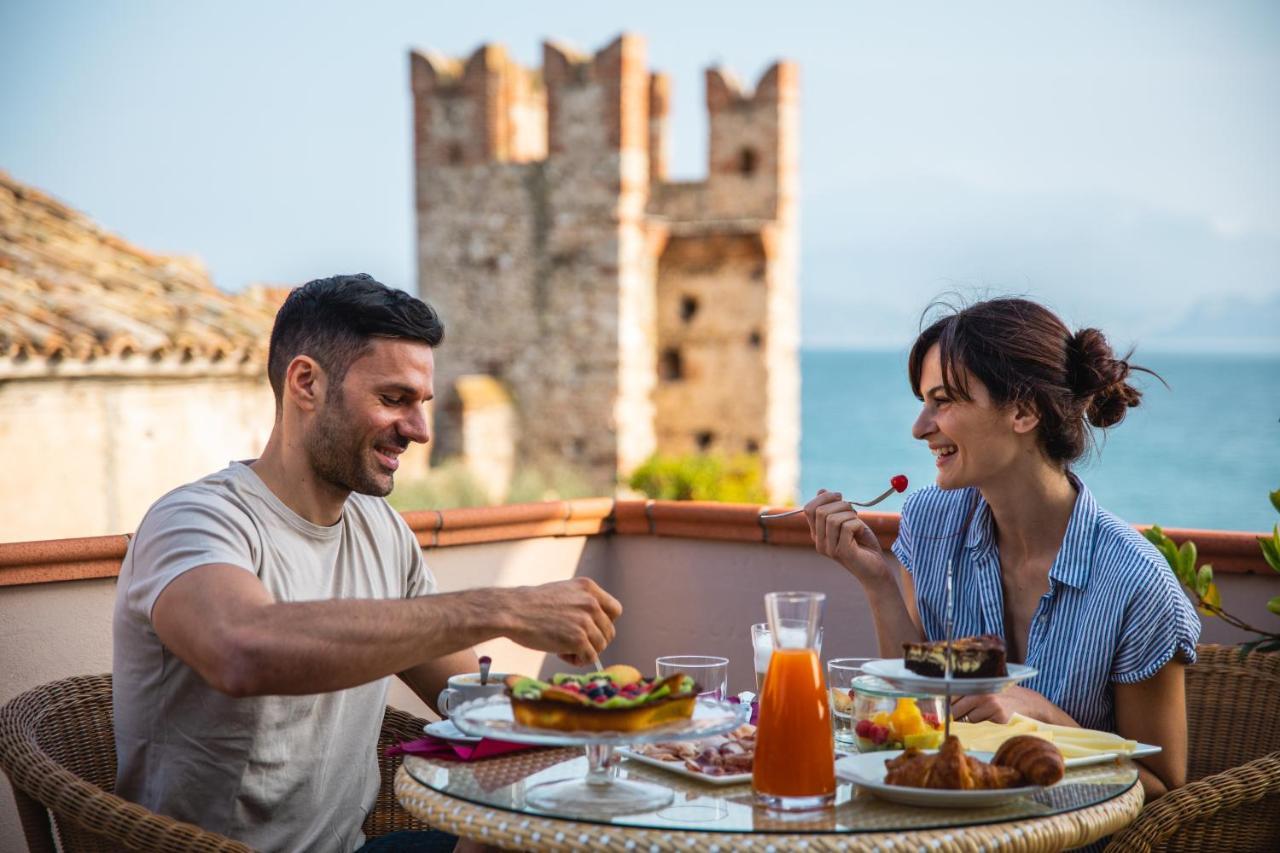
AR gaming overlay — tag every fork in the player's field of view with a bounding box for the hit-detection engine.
[758,474,908,520]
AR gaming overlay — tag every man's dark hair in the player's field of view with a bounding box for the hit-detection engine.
[267,273,444,402]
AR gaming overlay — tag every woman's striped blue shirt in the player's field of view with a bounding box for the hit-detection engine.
[890,477,1200,732]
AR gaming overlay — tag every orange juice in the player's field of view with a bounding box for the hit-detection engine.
[752,647,835,807]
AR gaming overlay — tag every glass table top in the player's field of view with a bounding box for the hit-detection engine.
[402,748,1139,835]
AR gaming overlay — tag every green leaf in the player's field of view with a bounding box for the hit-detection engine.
[1268,596,1280,616]
[1270,489,1280,516]
[1240,638,1267,656]
[1195,564,1213,598]
[1260,527,1280,574]
[1177,540,1198,577]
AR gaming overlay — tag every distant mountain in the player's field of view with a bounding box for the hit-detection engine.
[1147,291,1280,352]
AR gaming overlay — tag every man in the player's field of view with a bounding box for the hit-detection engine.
[112,274,621,852]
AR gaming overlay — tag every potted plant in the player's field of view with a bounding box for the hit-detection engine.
[1143,488,1280,653]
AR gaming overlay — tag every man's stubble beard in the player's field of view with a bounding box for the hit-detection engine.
[304,387,395,498]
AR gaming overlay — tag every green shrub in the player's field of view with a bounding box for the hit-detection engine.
[1144,487,1280,654]
[507,463,596,503]
[387,459,490,511]
[388,458,598,511]
[627,453,769,503]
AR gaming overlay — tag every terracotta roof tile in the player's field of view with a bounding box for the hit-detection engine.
[0,171,280,376]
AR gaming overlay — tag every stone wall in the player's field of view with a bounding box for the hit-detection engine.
[412,34,799,502]
[654,233,768,456]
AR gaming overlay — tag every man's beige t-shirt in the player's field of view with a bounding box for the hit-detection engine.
[112,461,435,853]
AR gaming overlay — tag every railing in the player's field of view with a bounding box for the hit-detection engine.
[1,499,1271,587]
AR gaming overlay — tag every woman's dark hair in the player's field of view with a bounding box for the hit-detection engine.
[907,297,1157,465]
[267,273,444,402]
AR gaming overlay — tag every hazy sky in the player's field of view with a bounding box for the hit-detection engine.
[3,1,1278,349]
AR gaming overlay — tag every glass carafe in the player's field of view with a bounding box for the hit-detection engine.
[752,591,835,811]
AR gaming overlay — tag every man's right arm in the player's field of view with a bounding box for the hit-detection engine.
[152,565,621,697]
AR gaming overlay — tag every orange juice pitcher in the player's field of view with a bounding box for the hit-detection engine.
[752,591,836,811]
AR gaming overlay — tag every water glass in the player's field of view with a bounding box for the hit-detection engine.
[655,655,729,700]
[827,658,875,746]
[751,621,823,693]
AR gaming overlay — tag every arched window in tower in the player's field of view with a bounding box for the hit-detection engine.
[660,347,684,381]
[748,330,762,348]
[695,431,715,451]
[446,143,465,165]
[738,147,758,177]
[679,295,699,322]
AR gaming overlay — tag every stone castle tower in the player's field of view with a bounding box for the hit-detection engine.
[410,33,798,502]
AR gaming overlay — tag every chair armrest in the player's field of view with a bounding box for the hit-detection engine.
[1106,752,1280,853]
[1,751,251,852]
[365,705,432,839]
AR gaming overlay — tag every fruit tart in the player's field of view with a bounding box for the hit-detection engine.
[504,664,699,733]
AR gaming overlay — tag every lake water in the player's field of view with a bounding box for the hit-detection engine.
[801,350,1280,533]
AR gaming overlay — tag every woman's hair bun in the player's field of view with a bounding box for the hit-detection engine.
[1067,328,1142,428]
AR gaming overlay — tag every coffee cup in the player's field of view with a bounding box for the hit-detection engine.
[437,672,509,717]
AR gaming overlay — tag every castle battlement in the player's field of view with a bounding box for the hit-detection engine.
[411,34,799,504]
[410,35,797,214]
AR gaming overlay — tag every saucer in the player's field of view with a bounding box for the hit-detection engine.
[424,719,482,743]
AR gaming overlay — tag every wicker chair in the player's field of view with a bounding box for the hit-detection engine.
[0,674,429,852]
[1107,644,1280,852]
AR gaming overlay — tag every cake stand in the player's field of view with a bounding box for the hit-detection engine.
[450,695,750,817]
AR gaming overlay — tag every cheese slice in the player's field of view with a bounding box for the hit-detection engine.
[951,713,1139,757]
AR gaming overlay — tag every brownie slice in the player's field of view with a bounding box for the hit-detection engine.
[903,634,1008,678]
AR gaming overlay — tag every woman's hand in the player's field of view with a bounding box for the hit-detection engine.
[804,489,891,585]
[948,686,1075,726]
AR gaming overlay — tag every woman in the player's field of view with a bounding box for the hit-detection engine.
[805,298,1198,798]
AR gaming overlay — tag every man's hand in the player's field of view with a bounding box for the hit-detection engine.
[949,685,1074,726]
[496,578,623,666]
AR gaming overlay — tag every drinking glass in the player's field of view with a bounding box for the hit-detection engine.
[655,655,729,700]
[826,657,875,746]
[752,591,836,811]
[751,621,823,693]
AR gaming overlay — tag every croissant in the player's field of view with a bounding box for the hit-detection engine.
[992,735,1065,786]
[884,736,1022,790]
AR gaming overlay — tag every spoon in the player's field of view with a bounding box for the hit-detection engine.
[478,655,492,686]
[759,474,908,520]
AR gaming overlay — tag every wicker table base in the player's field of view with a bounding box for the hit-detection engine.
[395,761,1144,852]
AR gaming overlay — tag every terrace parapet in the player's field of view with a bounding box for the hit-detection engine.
[1,501,1272,587]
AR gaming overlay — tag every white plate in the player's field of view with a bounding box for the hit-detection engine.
[450,696,751,747]
[617,749,752,786]
[836,750,1045,808]
[423,719,481,743]
[1063,743,1161,768]
[861,659,1037,695]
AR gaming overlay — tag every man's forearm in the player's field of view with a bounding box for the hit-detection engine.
[221,589,510,696]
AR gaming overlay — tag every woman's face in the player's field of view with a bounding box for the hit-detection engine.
[911,344,1029,490]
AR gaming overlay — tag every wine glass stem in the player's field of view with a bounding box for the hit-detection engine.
[585,743,617,786]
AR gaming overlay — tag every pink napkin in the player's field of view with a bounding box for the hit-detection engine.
[386,734,539,762]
